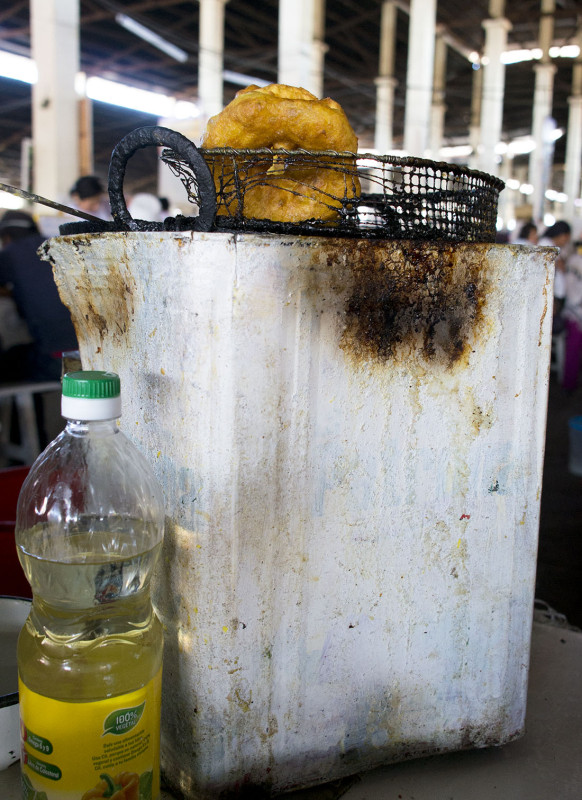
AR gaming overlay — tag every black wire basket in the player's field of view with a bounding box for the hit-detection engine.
[198,147,504,242]
[60,126,505,242]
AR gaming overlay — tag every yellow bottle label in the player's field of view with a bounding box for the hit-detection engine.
[18,668,162,800]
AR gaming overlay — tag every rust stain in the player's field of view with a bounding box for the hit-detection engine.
[100,243,135,340]
[539,282,548,347]
[44,233,137,349]
[470,395,494,435]
[228,686,253,713]
[258,716,279,744]
[83,299,108,338]
[339,242,489,368]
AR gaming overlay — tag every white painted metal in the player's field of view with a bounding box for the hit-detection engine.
[30,0,80,203]
[46,233,555,797]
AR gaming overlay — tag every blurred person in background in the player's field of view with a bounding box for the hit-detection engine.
[70,175,111,220]
[561,240,582,392]
[0,210,78,383]
[539,221,572,332]
[514,221,538,245]
[0,278,31,354]
[539,221,572,301]
[127,192,165,222]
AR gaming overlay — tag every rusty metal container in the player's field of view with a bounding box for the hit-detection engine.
[44,231,554,797]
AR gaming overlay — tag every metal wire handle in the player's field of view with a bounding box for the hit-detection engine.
[108,126,217,232]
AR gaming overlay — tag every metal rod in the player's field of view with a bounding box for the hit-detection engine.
[0,182,104,223]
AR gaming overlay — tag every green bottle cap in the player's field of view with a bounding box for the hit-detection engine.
[61,371,122,420]
[62,371,121,399]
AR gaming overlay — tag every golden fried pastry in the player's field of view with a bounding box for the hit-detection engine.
[202,83,361,223]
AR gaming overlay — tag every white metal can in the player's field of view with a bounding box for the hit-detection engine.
[45,232,555,797]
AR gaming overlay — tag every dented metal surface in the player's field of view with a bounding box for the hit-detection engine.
[44,233,555,797]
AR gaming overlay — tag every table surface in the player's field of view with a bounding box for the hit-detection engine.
[2,621,581,800]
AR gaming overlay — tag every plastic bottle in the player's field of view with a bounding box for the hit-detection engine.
[16,371,165,800]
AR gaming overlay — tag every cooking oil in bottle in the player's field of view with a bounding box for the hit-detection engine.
[16,371,165,800]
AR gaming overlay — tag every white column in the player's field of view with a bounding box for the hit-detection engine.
[564,97,582,223]
[78,96,94,176]
[374,77,398,153]
[528,0,556,223]
[497,153,515,229]
[312,0,326,99]
[478,3,511,176]
[563,23,582,222]
[278,0,327,98]
[20,138,33,194]
[403,0,436,156]
[198,0,229,122]
[529,64,556,221]
[469,65,483,169]
[374,0,398,153]
[30,0,80,202]
[429,27,447,158]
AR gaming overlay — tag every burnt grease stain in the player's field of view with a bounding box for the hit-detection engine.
[44,233,137,348]
[339,241,489,369]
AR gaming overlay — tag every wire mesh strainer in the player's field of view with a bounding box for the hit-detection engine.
[59,127,504,242]
[197,147,504,241]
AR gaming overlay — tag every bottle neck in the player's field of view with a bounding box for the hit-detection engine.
[65,418,120,436]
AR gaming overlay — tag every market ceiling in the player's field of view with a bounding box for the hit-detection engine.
[0,0,580,192]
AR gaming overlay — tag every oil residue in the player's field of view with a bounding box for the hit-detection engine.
[42,233,136,347]
[339,241,490,369]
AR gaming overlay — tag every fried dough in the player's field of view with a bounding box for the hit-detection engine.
[202,84,361,223]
